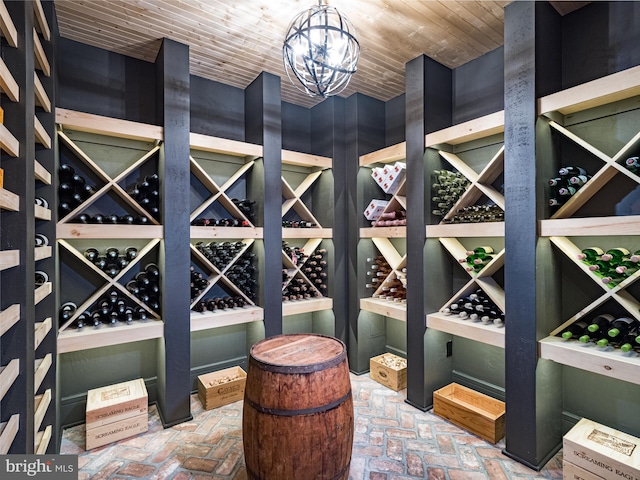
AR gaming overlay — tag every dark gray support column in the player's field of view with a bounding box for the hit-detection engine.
[245,73,282,338]
[155,38,193,427]
[405,55,453,410]
[1,0,36,453]
[311,97,347,344]
[503,1,562,469]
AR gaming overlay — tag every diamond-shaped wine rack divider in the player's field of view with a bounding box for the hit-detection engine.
[426,238,506,348]
[56,127,162,226]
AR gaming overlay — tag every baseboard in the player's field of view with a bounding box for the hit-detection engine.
[452,370,505,402]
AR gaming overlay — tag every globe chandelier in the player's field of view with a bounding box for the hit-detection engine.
[283,1,360,98]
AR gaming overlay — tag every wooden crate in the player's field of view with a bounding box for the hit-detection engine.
[198,366,246,410]
[563,460,605,480]
[85,413,148,450]
[369,353,407,391]
[433,383,505,444]
[563,418,640,480]
[85,378,148,449]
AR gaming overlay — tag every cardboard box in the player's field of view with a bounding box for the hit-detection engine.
[364,199,389,221]
[369,353,407,391]
[198,366,247,410]
[371,166,386,186]
[433,383,505,444]
[563,418,640,480]
[381,162,406,194]
[563,460,605,480]
[85,378,148,449]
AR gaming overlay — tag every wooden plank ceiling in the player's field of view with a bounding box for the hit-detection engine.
[54,1,588,108]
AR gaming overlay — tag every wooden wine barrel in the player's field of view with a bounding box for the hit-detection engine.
[242,333,354,480]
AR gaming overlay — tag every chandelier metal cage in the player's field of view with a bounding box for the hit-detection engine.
[283,2,360,98]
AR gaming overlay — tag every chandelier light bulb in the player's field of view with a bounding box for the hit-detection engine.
[283,2,360,98]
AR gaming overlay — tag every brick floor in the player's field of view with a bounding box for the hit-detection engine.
[61,373,564,479]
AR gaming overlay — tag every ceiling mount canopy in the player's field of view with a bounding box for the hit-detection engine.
[283,1,360,98]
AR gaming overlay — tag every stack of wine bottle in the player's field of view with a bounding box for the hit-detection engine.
[558,314,640,352]
[84,246,138,278]
[282,220,317,228]
[458,246,496,274]
[441,204,504,224]
[191,198,255,227]
[127,173,160,220]
[431,169,470,218]
[365,255,406,302]
[195,241,247,270]
[73,212,153,225]
[58,163,97,217]
[577,246,640,287]
[282,245,327,300]
[60,290,152,330]
[548,166,591,208]
[225,250,258,302]
[443,288,505,325]
[370,209,406,227]
[622,156,640,174]
[124,262,161,312]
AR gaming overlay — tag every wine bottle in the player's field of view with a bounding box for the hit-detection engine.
[600,247,630,263]
[548,177,565,187]
[91,310,102,327]
[619,330,640,353]
[76,311,89,329]
[59,163,75,182]
[559,320,590,340]
[586,314,615,334]
[606,317,638,340]
[577,247,603,263]
[59,301,77,323]
[558,166,587,177]
[558,186,577,196]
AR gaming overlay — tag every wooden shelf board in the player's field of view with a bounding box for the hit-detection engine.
[0,123,19,157]
[539,336,640,386]
[0,414,20,455]
[190,226,263,239]
[56,108,164,141]
[360,297,406,321]
[282,149,331,169]
[427,312,505,348]
[34,245,51,262]
[283,297,333,316]
[34,159,51,184]
[0,56,18,102]
[540,215,640,236]
[427,222,504,238]
[33,0,51,41]
[34,353,52,393]
[58,321,164,354]
[34,317,52,350]
[0,249,19,271]
[34,425,52,454]
[360,226,406,238]
[0,358,19,401]
[425,111,504,147]
[0,188,19,211]
[34,281,52,305]
[190,132,262,157]
[33,28,50,76]
[34,115,51,148]
[35,426,52,454]
[34,204,51,220]
[34,388,51,435]
[57,223,164,239]
[282,228,332,239]
[538,65,640,116]
[190,306,264,331]
[359,142,406,166]
[0,1,17,47]
[34,73,51,112]
[0,304,20,337]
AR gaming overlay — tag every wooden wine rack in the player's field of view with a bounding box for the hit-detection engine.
[536,65,640,385]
